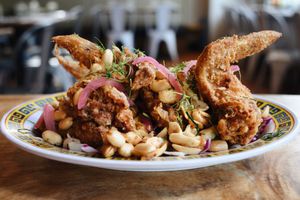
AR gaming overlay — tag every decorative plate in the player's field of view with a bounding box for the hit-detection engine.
[1,94,299,171]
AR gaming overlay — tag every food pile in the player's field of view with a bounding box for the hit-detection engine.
[34,31,281,159]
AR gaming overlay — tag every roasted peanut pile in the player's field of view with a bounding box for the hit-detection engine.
[39,100,231,160]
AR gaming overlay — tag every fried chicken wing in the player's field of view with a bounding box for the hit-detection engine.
[53,35,104,79]
[58,78,136,147]
[195,30,281,145]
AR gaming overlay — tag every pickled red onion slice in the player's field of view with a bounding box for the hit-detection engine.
[34,112,44,129]
[183,60,197,76]
[78,77,125,109]
[201,139,211,153]
[81,144,98,153]
[43,104,56,131]
[230,65,240,72]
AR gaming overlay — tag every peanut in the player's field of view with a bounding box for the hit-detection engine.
[107,128,126,148]
[169,133,200,147]
[154,141,168,157]
[101,145,117,158]
[157,127,168,138]
[58,117,73,130]
[103,49,113,66]
[150,79,171,92]
[168,121,182,134]
[183,125,197,137]
[200,127,217,140]
[209,140,228,152]
[54,110,66,121]
[158,90,178,104]
[118,143,134,157]
[133,143,156,157]
[42,130,62,146]
[124,131,142,145]
[172,144,201,155]
[146,137,164,148]
[91,63,105,73]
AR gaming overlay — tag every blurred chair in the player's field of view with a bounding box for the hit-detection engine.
[90,6,109,42]
[106,4,134,49]
[236,5,260,81]
[225,5,259,35]
[0,27,14,92]
[225,7,242,35]
[0,23,53,93]
[90,6,103,40]
[18,23,56,93]
[257,7,298,93]
[0,3,14,57]
[0,17,78,93]
[0,27,14,56]
[225,5,261,80]
[147,3,178,60]
[68,5,84,35]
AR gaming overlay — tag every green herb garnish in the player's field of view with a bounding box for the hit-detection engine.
[142,112,151,118]
[94,37,105,52]
[260,130,284,141]
[170,63,186,74]
[186,111,200,134]
[133,48,145,56]
[173,93,194,112]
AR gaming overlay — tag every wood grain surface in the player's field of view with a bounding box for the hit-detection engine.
[0,95,300,200]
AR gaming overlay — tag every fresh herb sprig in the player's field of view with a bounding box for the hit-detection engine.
[94,37,105,52]
[186,111,200,134]
[260,130,284,141]
[170,63,186,74]
[173,93,194,112]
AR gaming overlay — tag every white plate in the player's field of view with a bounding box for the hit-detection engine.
[1,94,299,171]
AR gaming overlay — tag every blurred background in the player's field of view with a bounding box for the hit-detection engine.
[0,0,300,94]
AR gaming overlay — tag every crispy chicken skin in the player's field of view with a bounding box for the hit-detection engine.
[132,63,156,90]
[195,31,281,145]
[58,78,135,147]
[53,35,104,79]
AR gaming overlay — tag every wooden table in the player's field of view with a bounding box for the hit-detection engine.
[0,95,299,200]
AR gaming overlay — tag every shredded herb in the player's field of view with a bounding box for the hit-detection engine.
[142,112,151,119]
[176,112,184,127]
[105,53,130,82]
[173,94,194,112]
[105,65,113,78]
[260,130,284,141]
[186,111,200,134]
[111,62,127,76]
[172,93,199,133]
[186,74,198,93]
[94,37,105,52]
[127,78,133,98]
[170,63,186,74]
[133,48,145,56]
